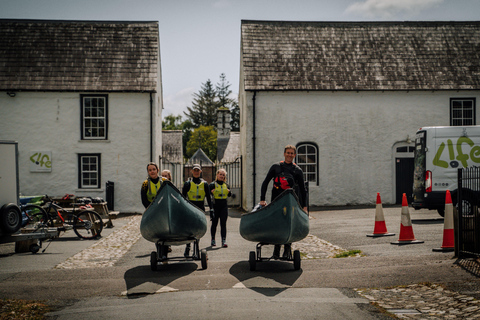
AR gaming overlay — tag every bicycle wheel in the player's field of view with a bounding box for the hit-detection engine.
[23,205,49,229]
[73,210,103,239]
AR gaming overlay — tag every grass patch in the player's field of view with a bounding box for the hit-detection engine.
[334,249,362,258]
[0,298,52,320]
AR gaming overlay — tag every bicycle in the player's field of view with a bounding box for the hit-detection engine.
[21,196,103,240]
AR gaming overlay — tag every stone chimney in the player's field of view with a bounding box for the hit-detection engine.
[216,107,231,162]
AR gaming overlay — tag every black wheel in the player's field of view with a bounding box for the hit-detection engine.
[201,249,208,269]
[0,203,22,234]
[73,210,103,239]
[150,251,158,271]
[29,243,41,254]
[293,250,301,270]
[249,251,256,271]
[23,205,49,228]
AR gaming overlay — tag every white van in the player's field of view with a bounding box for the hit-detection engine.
[412,126,480,216]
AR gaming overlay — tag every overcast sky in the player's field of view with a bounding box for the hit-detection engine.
[2,0,480,117]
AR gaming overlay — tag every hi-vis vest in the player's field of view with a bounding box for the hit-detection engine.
[213,182,228,200]
[187,180,206,201]
[146,178,162,202]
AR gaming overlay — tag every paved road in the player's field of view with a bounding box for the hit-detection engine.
[0,205,478,319]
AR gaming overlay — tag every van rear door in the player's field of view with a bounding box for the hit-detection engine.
[412,130,427,209]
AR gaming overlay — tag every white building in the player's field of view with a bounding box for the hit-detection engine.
[0,20,162,213]
[239,20,480,210]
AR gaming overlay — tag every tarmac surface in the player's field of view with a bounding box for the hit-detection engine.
[1,205,479,319]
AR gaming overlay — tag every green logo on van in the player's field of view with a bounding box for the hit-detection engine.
[433,137,480,168]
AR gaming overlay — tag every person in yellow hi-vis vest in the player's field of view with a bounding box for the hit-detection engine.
[209,169,232,247]
[141,162,166,209]
[182,164,213,257]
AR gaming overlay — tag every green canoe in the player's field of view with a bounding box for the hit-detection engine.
[240,189,309,245]
[140,181,207,245]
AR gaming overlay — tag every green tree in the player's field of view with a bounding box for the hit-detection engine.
[184,79,218,127]
[162,114,183,130]
[230,101,240,132]
[186,125,217,161]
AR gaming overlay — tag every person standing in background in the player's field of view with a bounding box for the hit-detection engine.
[209,169,231,248]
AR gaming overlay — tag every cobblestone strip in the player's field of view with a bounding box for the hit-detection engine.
[293,234,350,259]
[356,284,480,319]
[55,215,142,269]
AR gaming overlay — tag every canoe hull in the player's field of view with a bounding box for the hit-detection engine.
[140,181,207,245]
[240,189,309,244]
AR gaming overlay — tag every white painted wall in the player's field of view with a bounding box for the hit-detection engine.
[240,90,480,209]
[0,91,161,213]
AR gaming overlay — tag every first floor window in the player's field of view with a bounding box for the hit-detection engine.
[451,98,476,126]
[295,143,318,185]
[81,94,108,139]
[78,154,101,188]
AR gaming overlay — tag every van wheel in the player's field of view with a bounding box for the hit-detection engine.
[437,208,445,217]
[0,204,22,234]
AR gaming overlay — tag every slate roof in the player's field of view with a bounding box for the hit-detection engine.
[186,149,214,167]
[220,132,240,163]
[0,19,159,92]
[241,20,480,91]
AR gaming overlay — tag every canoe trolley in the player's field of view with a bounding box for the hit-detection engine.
[150,238,207,271]
[249,242,301,271]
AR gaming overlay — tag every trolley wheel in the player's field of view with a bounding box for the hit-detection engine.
[150,251,158,271]
[200,249,208,269]
[249,251,256,271]
[29,243,41,254]
[293,250,301,270]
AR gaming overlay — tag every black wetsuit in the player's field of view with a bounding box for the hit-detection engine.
[209,180,231,241]
[260,161,307,207]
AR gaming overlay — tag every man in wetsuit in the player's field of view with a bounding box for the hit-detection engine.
[260,145,307,259]
[182,164,213,257]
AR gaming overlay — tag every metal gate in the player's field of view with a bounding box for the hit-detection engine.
[457,166,480,259]
[161,156,242,207]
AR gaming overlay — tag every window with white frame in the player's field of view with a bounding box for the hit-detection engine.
[81,95,108,139]
[78,154,101,188]
[451,98,476,126]
[295,143,318,185]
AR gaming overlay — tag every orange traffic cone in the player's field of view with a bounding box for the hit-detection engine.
[391,193,424,245]
[433,190,455,252]
[367,193,395,237]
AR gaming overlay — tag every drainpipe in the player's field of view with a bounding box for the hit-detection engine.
[150,93,153,162]
[252,91,257,208]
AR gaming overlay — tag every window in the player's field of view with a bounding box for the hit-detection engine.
[81,95,108,139]
[451,98,476,126]
[295,143,318,185]
[78,154,101,188]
